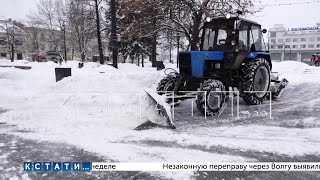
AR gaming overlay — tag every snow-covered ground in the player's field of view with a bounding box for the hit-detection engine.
[0,58,320,179]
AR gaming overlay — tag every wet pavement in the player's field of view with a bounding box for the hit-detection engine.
[0,110,160,180]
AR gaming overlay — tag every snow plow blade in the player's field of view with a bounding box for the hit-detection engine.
[270,72,289,99]
[134,89,175,130]
[135,90,176,130]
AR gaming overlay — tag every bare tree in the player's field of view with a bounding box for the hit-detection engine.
[68,0,96,61]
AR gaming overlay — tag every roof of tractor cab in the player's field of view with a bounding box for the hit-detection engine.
[208,16,261,27]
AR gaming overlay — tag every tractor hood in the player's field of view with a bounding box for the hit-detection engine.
[179,51,224,77]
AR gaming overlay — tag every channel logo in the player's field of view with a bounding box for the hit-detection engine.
[24,162,91,172]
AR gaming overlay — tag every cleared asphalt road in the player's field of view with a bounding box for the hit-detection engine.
[0,109,160,180]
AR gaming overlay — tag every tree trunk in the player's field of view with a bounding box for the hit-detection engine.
[141,54,144,68]
[72,48,74,60]
[95,0,104,64]
[190,13,202,51]
[151,8,157,67]
[151,34,157,67]
[11,44,14,62]
[110,0,118,68]
[81,52,85,62]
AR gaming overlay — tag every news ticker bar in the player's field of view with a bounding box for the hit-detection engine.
[24,162,320,172]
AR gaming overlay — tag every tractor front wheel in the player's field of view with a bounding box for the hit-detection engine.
[156,76,176,95]
[196,79,228,116]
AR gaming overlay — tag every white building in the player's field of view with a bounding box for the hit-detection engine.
[269,24,320,62]
[0,19,26,60]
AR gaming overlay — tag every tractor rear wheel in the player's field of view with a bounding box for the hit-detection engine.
[241,58,271,105]
[196,79,227,116]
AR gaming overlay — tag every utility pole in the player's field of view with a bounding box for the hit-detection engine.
[110,0,118,68]
[95,0,104,65]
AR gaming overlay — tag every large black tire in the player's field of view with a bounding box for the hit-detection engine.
[156,76,176,95]
[196,79,227,116]
[241,58,271,105]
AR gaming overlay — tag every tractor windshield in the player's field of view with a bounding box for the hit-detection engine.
[202,19,236,51]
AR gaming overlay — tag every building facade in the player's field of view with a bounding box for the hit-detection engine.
[0,18,68,62]
[269,24,320,62]
[0,19,26,60]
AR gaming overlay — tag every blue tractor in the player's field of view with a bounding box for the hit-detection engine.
[156,16,288,116]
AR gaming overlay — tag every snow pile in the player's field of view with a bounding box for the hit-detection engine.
[0,61,173,130]
[0,59,30,66]
[272,61,320,85]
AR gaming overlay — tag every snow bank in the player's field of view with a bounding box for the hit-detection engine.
[272,61,320,85]
[0,61,175,129]
[0,59,30,66]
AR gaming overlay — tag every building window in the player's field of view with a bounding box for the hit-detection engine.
[301,38,307,42]
[278,45,283,49]
[270,32,276,38]
[317,37,320,41]
[271,45,275,49]
[317,44,320,48]
[278,39,283,43]
[0,53,6,57]
[285,45,290,49]
[293,38,299,42]
[292,45,298,48]
[285,38,291,42]
[270,39,276,44]
[308,37,315,42]
[300,45,306,48]
[308,44,315,48]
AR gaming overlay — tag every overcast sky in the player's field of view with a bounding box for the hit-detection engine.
[0,0,319,30]
[252,0,320,29]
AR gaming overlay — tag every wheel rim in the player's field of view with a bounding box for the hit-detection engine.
[207,88,223,110]
[253,66,270,98]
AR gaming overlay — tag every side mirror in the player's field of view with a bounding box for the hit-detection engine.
[262,29,267,34]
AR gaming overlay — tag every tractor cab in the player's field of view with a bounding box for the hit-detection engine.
[201,17,265,53]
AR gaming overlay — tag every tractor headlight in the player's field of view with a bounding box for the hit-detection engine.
[231,40,236,46]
